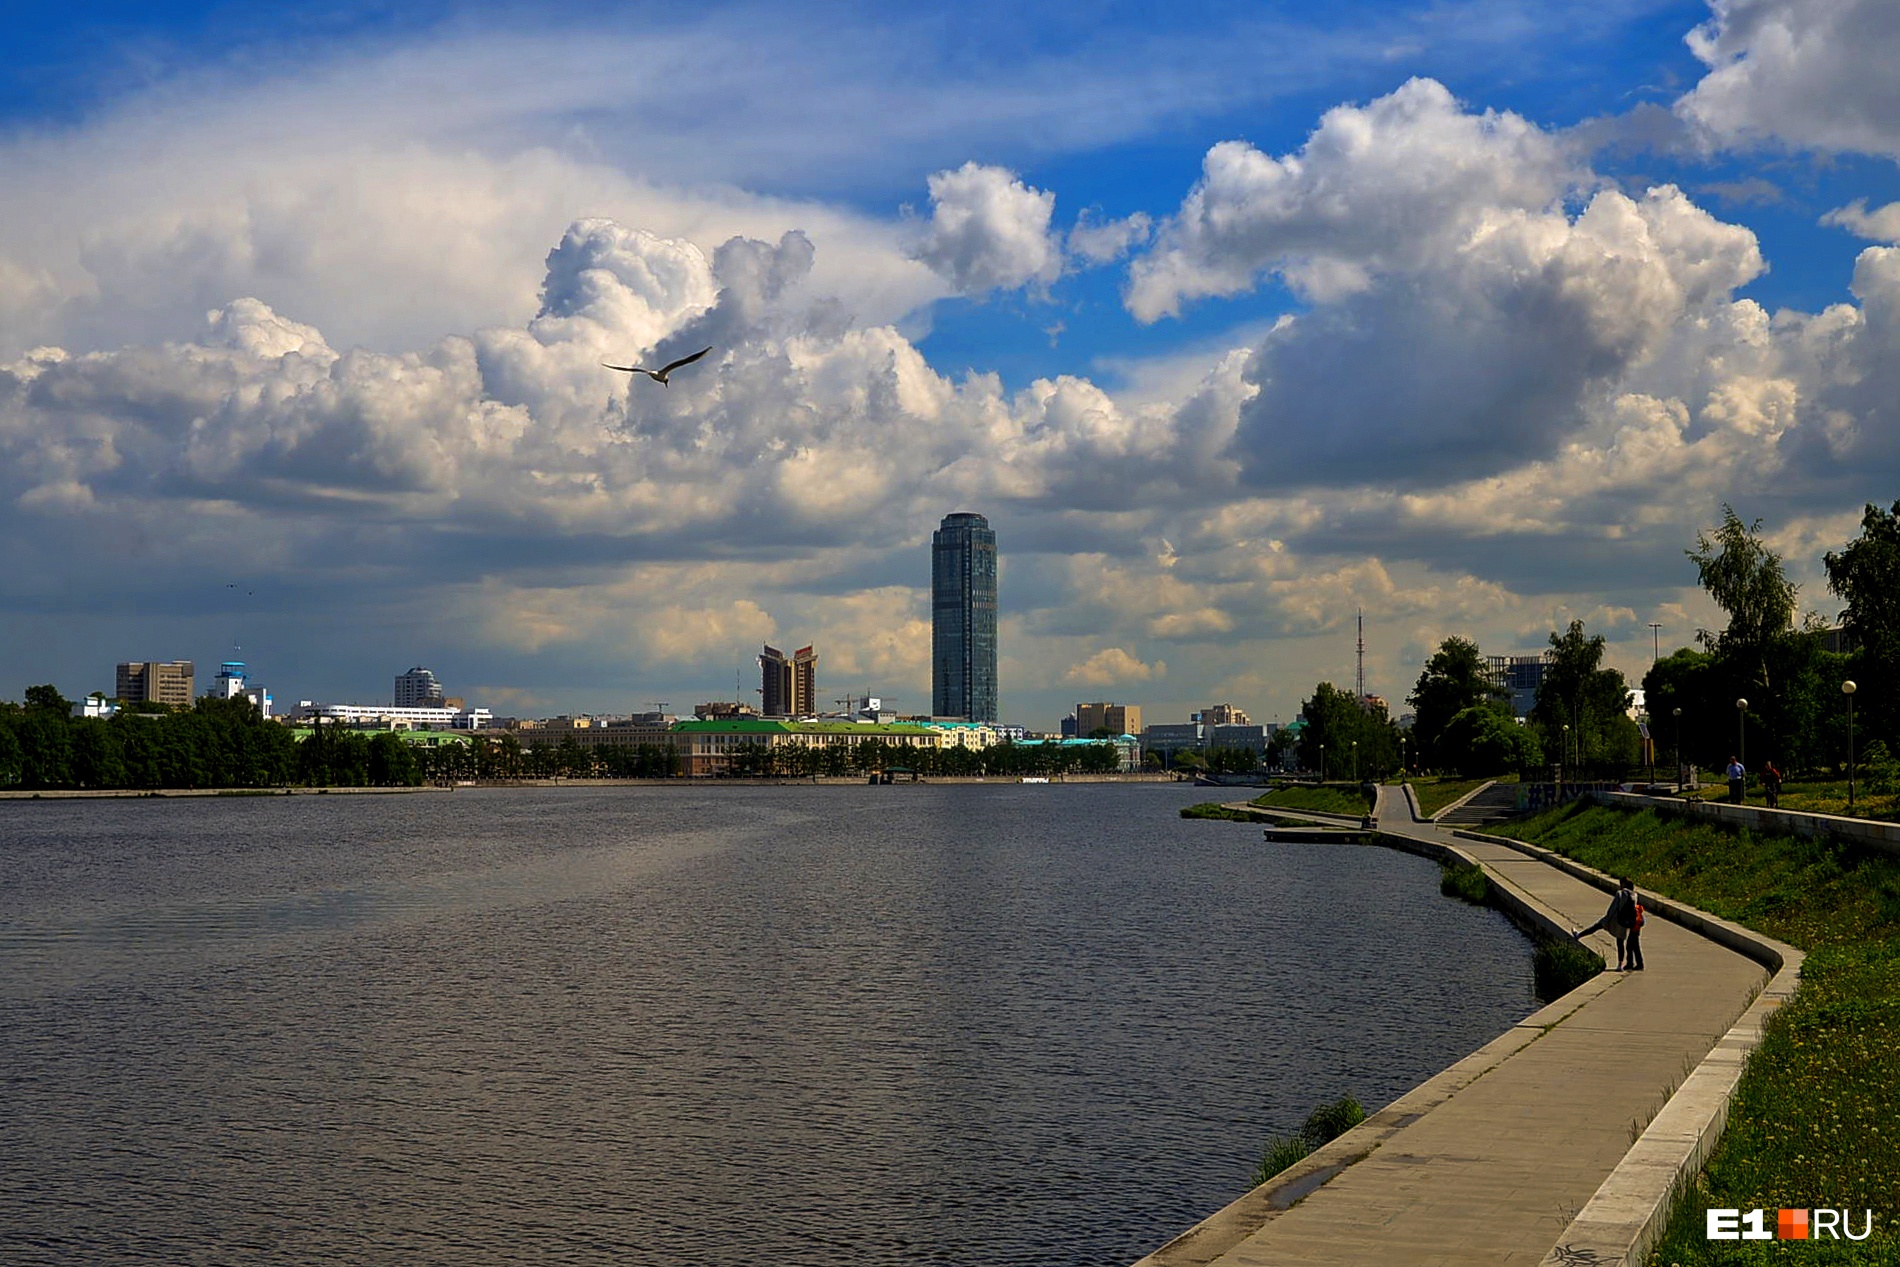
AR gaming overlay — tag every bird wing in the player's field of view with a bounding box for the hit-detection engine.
[657,345,714,376]
[601,362,651,374]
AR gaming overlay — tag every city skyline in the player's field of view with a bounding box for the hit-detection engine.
[6,3,1900,728]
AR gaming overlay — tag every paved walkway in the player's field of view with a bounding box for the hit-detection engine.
[1137,786,1772,1267]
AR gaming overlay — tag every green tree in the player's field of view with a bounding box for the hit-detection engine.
[0,712,21,786]
[70,719,126,788]
[1826,500,1900,749]
[1300,682,1400,780]
[23,684,72,716]
[367,732,422,787]
[1688,505,1797,692]
[1407,637,1502,771]
[1531,621,1640,774]
[1439,705,1541,777]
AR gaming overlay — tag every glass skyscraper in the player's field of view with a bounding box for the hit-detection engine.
[932,512,998,722]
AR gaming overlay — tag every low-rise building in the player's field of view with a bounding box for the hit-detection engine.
[671,719,945,777]
[215,661,273,718]
[919,719,1003,749]
[1209,723,1267,757]
[517,718,677,750]
[1075,702,1143,736]
[293,702,491,729]
[1141,722,1203,760]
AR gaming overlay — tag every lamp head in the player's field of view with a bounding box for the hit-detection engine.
[1844,680,1858,696]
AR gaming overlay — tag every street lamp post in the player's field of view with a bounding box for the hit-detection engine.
[1319,743,1326,783]
[1561,723,1570,797]
[1844,680,1858,814]
[1352,739,1359,784]
[1672,707,1682,792]
[1736,698,1748,772]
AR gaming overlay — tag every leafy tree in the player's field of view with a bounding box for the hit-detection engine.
[1826,500,1900,747]
[367,732,422,787]
[1439,706,1542,777]
[1531,621,1639,773]
[70,719,126,788]
[1300,681,1400,780]
[23,684,72,716]
[0,714,20,785]
[1205,746,1259,774]
[1688,505,1797,692]
[1407,637,1503,770]
[1641,647,1717,770]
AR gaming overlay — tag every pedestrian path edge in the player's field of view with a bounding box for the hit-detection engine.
[1137,798,1800,1267]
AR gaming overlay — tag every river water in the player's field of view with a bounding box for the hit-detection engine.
[0,783,1534,1265]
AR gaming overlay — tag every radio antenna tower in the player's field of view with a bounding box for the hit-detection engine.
[1356,608,1367,705]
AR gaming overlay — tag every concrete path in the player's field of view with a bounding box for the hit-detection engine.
[1137,786,1772,1267]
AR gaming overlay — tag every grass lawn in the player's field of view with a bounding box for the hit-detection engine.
[1405,775,1502,818]
[1252,783,1373,816]
[1492,803,1900,1263]
[1673,774,1900,822]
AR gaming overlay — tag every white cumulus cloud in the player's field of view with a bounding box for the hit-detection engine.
[1126,78,1582,322]
[909,162,1063,295]
[1678,0,1900,159]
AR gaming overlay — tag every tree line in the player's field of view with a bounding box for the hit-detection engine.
[1396,501,1900,780]
[0,689,1120,788]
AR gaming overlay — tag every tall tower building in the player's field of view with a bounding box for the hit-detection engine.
[760,645,793,717]
[792,645,818,718]
[932,512,998,722]
[395,666,445,708]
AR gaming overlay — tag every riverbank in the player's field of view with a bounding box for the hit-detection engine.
[1144,789,1794,1266]
[1492,801,1900,1263]
[0,785,453,799]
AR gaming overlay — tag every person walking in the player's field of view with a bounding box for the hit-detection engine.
[1762,760,1783,809]
[1573,878,1639,971]
[1622,880,1645,971]
[1726,755,1746,804]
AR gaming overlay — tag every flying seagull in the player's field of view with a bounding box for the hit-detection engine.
[602,345,714,386]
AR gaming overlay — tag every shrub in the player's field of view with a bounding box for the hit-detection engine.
[1859,739,1900,794]
[1180,802,1255,821]
[1300,1095,1366,1145]
[1251,1135,1311,1186]
[1533,938,1604,1001]
[1251,1095,1367,1187]
[1439,861,1489,905]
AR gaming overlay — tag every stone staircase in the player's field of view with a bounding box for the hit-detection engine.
[1436,781,1524,827]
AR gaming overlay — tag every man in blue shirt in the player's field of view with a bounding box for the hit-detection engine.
[1726,756,1745,804]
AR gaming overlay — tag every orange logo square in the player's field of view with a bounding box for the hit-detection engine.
[1779,1208,1809,1240]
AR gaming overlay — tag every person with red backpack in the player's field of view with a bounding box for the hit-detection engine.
[1622,879,1645,971]
[1573,877,1642,971]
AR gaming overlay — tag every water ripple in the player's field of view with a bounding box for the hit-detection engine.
[0,785,1534,1265]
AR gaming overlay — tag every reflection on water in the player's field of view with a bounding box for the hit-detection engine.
[0,785,1534,1265]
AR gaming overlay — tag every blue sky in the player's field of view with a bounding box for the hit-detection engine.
[5,0,1900,728]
